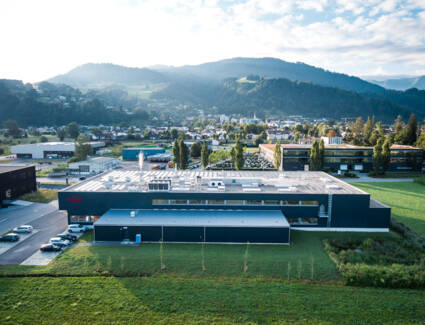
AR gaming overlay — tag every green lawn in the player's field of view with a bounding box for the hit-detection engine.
[351,182,425,236]
[0,277,424,324]
[0,231,393,280]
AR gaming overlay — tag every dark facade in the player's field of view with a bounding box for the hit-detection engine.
[0,165,37,207]
[93,209,290,244]
[58,190,390,230]
[275,145,424,172]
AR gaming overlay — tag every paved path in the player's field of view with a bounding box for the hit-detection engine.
[0,209,67,265]
[348,175,414,182]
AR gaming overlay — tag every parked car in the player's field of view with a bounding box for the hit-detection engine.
[40,244,62,252]
[12,225,33,233]
[56,233,77,241]
[79,176,86,181]
[0,233,20,242]
[67,224,88,233]
[49,237,70,247]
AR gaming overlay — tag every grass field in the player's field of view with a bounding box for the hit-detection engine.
[352,182,425,236]
[0,277,424,324]
[0,231,394,280]
[18,189,58,203]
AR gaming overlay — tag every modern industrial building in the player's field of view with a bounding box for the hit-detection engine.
[11,141,105,159]
[0,165,36,207]
[68,157,121,176]
[260,143,424,172]
[58,170,391,244]
[122,147,166,161]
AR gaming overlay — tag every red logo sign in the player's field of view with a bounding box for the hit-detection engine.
[68,198,83,202]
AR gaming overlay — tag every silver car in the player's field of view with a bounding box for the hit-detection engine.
[13,225,33,233]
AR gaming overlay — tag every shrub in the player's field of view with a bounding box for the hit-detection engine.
[414,176,425,187]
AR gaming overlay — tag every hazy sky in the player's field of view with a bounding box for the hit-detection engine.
[1,0,425,82]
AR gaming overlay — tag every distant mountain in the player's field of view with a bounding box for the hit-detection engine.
[48,63,167,87]
[152,76,417,122]
[155,57,385,94]
[366,75,425,91]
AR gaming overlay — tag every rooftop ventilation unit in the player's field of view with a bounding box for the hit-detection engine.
[208,180,224,187]
[130,211,136,218]
[148,179,171,191]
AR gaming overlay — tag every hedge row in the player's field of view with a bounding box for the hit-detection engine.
[323,222,425,288]
[339,263,425,288]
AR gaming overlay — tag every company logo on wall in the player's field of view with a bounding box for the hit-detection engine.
[68,197,83,202]
[5,189,12,198]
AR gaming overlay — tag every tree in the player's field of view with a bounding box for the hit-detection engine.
[362,116,375,145]
[351,117,364,145]
[3,119,22,138]
[190,141,201,158]
[57,129,66,141]
[382,137,391,173]
[309,140,321,171]
[39,136,48,143]
[201,141,209,169]
[319,138,325,170]
[178,137,189,170]
[394,115,404,134]
[172,139,179,165]
[405,113,418,145]
[273,140,282,170]
[73,134,93,161]
[373,137,384,175]
[170,129,179,140]
[66,122,80,139]
[326,130,337,137]
[231,138,244,170]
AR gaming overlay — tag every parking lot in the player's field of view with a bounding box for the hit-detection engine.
[0,202,68,265]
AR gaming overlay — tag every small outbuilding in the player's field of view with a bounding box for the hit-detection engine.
[94,209,290,244]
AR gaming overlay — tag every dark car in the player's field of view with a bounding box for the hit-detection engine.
[79,176,86,181]
[0,233,20,242]
[56,233,77,241]
[40,244,62,252]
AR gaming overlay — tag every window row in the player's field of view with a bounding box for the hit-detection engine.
[287,217,318,225]
[152,199,319,206]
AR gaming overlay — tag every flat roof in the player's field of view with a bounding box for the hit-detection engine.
[64,169,367,195]
[260,143,422,150]
[95,209,289,228]
[0,165,33,174]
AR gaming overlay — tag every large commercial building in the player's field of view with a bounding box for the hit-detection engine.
[260,143,424,172]
[11,142,105,159]
[58,170,390,244]
[68,157,121,176]
[0,165,36,207]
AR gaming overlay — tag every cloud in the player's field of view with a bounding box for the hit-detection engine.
[0,0,424,81]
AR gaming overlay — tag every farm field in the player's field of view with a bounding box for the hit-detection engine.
[352,181,425,236]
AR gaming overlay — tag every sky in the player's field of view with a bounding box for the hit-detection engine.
[1,0,425,82]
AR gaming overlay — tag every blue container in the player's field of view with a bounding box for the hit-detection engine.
[135,234,142,243]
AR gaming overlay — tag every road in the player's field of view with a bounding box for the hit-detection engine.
[0,209,67,265]
[0,200,58,234]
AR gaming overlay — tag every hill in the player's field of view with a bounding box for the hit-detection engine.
[152,76,416,121]
[155,57,386,94]
[48,63,167,87]
[367,75,425,91]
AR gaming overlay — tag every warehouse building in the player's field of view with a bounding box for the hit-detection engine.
[260,143,424,172]
[68,157,121,176]
[11,141,105,159]
[122,147,166,160]
[0,165,36,207]
[58,170,390,244]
